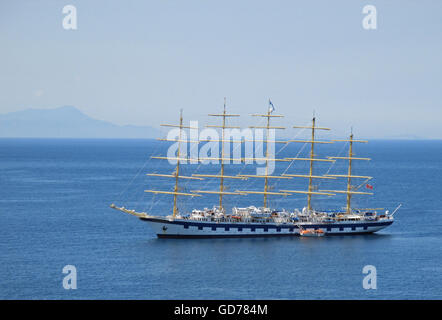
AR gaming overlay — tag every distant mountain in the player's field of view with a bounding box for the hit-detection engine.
[0,106,161,138]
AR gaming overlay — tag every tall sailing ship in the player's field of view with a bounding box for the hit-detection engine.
[111,100,398,238]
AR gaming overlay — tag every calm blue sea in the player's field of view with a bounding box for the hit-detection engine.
[0,138,441,299]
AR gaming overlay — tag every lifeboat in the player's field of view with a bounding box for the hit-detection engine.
[300,228,326,237]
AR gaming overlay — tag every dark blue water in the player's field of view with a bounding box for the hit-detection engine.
[0,138,441,299]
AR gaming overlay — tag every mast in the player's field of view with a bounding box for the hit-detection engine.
[280,116,336,211]
[307,117,316,211]
[172,110,184,217]
[146,110,202,218]
[190,98,245,210]
[263,107,271,207]
[236,101,291,207]
[320,132,373,214]
[345,132,354,214]
[219,98,227,209]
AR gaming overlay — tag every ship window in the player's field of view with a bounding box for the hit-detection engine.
[264,227,268,232]
[339,227,344,231]
[198,226,203,230]
[251,228,255,232]
[327,227,331,232]
[352,227,356,231]
[225,227,230,231]
[184,224,189,229]
[276,227,281,232]
[211,226,216,231]
[289,228,294,232]
[238,227,242,232]
[364,226,368,230]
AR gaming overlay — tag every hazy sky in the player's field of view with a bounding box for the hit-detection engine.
[1,0,441,138]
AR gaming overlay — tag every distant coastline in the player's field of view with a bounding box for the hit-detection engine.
[0,106,437,140]
[0,106,161,139]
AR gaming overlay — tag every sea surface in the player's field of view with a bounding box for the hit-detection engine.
[0,138,441,299]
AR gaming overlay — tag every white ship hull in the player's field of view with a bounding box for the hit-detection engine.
[141,216,394,238]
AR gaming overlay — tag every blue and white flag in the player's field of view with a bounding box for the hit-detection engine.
[268,99,275,113]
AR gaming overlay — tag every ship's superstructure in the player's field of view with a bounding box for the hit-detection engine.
[111,100,396,238]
